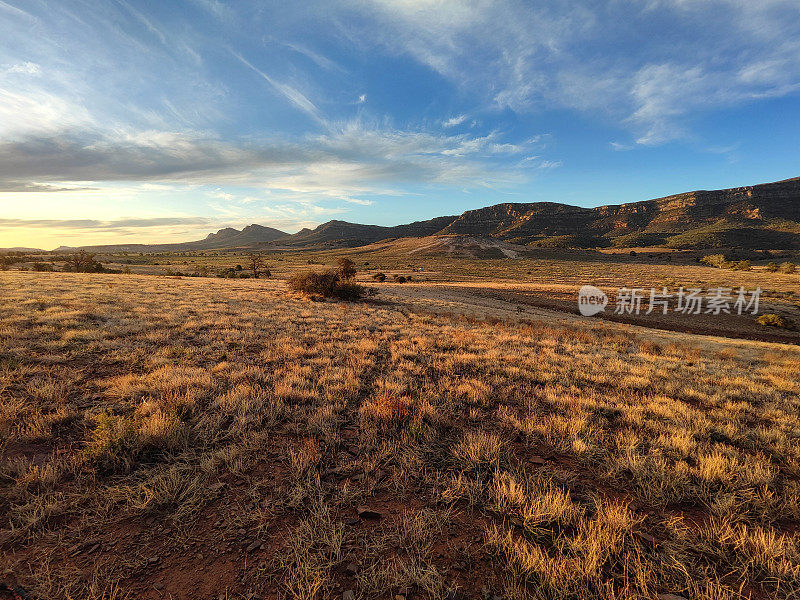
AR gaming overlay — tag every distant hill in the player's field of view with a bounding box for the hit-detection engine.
[49,176,800,252]
[55,224,288,253]
[191,224,288,249]
[279,216,459,248]
[0,247,45,253]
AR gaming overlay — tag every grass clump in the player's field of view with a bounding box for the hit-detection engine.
[83,410,188,473]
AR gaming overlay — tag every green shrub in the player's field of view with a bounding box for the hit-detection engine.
[756,313,794,329]
[779,262,796,274]
[765,262,779,272]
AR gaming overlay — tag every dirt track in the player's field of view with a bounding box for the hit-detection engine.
[379,281,800,347]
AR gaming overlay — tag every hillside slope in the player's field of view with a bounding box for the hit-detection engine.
[279,215,459,248]
[440,176,800,248]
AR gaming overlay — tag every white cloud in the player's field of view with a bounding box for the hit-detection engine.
[3,61,39,75]
[0,89,94,139]
[443,114,467,128]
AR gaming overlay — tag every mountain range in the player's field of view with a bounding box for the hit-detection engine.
[47,176,800,253]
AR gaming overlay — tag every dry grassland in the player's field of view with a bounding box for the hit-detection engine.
[1,271,799,600]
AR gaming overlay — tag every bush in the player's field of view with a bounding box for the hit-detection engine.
[756,313,794,329]
[337,257,357,279]
[372,272,387,282]
[63,250,105,273]
[700,254,730,269]
[779,261,796,274]
[733,260,751,271]
[393,275,407,283]
[700,255,753,271]
[0,254,22,270]
[288,270,366,300]
[765,262,779,272]
[32,262,55,272]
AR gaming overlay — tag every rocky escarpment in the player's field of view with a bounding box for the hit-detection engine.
[435,176,800,248]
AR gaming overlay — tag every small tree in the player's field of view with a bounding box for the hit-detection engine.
[248,253,266,279]
[66,250,104,273]
[337,257,357,279]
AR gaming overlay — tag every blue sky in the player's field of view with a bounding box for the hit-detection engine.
[1,0,799,249]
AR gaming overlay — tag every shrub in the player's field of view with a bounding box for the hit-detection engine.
[700,254,730,269]
[765,262,779,272]
[756,313,794,329]
[63,250,105,273]
[779,261,796,274]
[372,272,387,282]
[336,257,357,279]
[733,260,751,271]
[219,267,253,278]
[288,270,366,300]
[394,275,407,283]
[700,255,754,271]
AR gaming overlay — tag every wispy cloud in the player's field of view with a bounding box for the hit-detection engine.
[0,1,32,19]
[345,0,800,144]
[443,114,468,128]
[610,142,633,152]
[0,217,211,229]
[230,50,325,126]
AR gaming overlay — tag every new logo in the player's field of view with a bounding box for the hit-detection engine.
[578,285,608,316]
